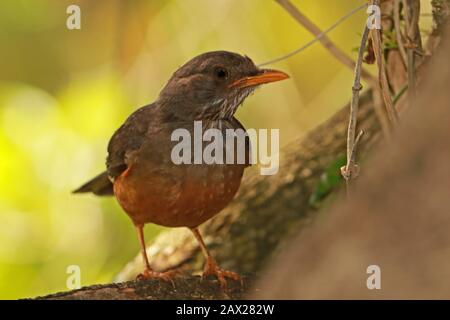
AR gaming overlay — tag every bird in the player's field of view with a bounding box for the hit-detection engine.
[74,51,289,287]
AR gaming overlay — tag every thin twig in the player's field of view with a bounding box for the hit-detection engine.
[341,25,371,197]
[393,83,408,104]
[343,130,364,198]
[403,0,421,104]
[259,3,366,67]
[351,130,365,164]
[272,0,376,85]
[372,87,392,139]
[371,0,399,125]
[394,0,408,67]
[269,0,390,140]
[346,26,370,169]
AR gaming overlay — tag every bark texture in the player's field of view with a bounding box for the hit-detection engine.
[35,276,253,300]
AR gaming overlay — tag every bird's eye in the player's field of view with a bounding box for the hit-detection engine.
[214,67,228,80]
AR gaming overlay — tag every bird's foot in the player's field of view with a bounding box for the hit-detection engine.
[202,257,241,289]
[136,268,180,287]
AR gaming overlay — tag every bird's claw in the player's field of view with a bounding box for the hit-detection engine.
[136,269,180,288]
[202,257,241,289]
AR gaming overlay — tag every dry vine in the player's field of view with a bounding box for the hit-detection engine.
[340,25,371,196]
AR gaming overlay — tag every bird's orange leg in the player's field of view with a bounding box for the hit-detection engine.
[190,227,240,288]
[135,224,178,283]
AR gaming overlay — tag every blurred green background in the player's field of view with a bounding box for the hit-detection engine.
[0,0,432,299]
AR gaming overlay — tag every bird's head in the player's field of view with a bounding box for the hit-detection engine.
[158,51,289,120]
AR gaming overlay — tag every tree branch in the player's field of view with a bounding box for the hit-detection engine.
[371,0,399,125]
[34,276,254,300]
[341,25,371,196]
[403,0,422,104]
[394,0,408,67]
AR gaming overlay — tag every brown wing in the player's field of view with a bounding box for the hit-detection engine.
[73,104,155,196]
[106,104,155,180]
[72,171,113,196]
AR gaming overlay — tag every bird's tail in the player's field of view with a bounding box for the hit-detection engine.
[73,171,114,196]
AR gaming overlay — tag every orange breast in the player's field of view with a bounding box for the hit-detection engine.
[113,163,244,228]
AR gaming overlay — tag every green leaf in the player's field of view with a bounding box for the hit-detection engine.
[308,154,346,208]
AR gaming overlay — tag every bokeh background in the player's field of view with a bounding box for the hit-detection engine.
[0,0,432,299]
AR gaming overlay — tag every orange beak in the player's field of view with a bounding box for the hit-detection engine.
[229,69,289,89]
